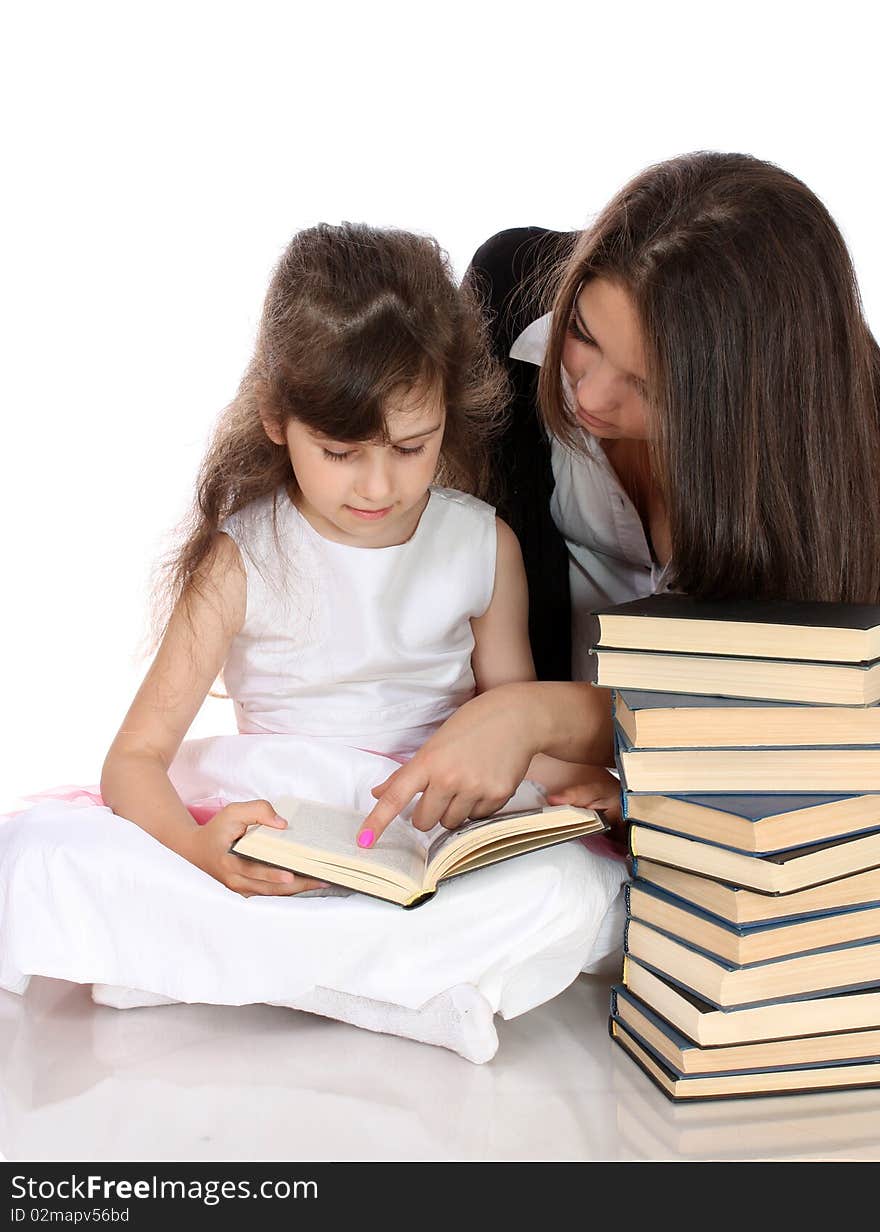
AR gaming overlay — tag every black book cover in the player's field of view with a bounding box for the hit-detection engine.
[591,594,880,632]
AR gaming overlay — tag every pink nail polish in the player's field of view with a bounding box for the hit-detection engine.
[357,829,374,849]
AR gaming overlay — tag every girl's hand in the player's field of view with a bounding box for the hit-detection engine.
[183,800,330,897]
[357,688,540,847]
[546,769,627,843]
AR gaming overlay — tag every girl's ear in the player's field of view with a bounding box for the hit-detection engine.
[259,409,287,447]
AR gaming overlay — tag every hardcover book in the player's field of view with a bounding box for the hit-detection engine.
[590,647,880,705]
[614,723,880,793]
[611,983,880,1075]
[631,858,880,927]
[628,824,880,894]
[626,880,880,966]
[614,688,880,749]
[623,957,880,1046]
[622,790,880,855]
[230,796,606,907]
[624,917,880,1009]
[588,594,880,662]
[610,1017,880,1101]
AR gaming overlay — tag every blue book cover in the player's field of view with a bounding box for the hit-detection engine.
[615,688,880,714]
[592,645,880,705]
[594,643,880,669]
[625,879,880,965]
[623,914,880,1009]
[610,983,880,1076]
[614,720,880,794]
[615,718,880,755]
[610,1014,880,1101]
[630,857,880,927]
[622,790,858,824]
[627,821,880,894]
[619,782,880,855]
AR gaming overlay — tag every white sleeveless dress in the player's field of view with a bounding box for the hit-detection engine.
[0,487,627,1061]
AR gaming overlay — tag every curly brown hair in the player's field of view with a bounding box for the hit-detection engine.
[153,222,508,638]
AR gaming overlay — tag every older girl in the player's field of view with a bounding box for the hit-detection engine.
[361,151,880,845]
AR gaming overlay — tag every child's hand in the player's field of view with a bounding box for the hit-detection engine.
[183,800,330,897]
[546,767,625,834]
[356,687,539,847]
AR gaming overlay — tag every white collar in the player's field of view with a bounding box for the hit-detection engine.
[509,312,552,365]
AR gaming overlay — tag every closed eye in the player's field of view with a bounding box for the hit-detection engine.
[323,443,428,461]
[567,316,596,347]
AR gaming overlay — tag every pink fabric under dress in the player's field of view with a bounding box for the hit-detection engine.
[0,486,627,1062]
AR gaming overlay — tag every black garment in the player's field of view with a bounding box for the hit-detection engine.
[464,227,577,681]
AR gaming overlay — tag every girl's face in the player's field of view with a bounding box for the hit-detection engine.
[269,383,446,547]
[562,277,652,441]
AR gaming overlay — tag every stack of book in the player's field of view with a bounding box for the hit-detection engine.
[611,1043,880,1159]
[588,594,880,1101]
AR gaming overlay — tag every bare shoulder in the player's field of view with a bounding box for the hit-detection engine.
[483,516,528,606]
[210,530,246,583]
[494,516,525,567]
[181,531,247,636]
[470,515,534,688]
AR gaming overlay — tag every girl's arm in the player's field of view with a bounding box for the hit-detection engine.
[357,519,616,845]
[469,519,619,796]
[100,534,326,897]
[468,517,536,691]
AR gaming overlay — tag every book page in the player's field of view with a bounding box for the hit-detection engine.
[434,826,593,881]
[262,796,431,887]
[424,804,604,881]
[424,813,507,867]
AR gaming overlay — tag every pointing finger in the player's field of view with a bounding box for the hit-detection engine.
[358,764,427,847]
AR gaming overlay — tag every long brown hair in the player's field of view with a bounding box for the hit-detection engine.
[540,151,880,603]
[154,223,507,636]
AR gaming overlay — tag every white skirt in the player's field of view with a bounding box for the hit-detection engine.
[0,733,628,1033]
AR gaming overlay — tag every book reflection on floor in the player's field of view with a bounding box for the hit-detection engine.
[611,1047,880,1161]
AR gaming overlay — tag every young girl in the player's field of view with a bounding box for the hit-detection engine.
[0,223,626,1063]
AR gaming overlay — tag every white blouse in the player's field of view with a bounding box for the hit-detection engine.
[510,313,670,681]
[220,486,497,755]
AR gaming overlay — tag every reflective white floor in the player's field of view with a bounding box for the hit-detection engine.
[3,973,880,1163]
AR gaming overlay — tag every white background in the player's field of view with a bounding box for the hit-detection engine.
[2,0,878,808]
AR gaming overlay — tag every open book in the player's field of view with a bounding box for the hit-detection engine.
[230,795,607,907]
